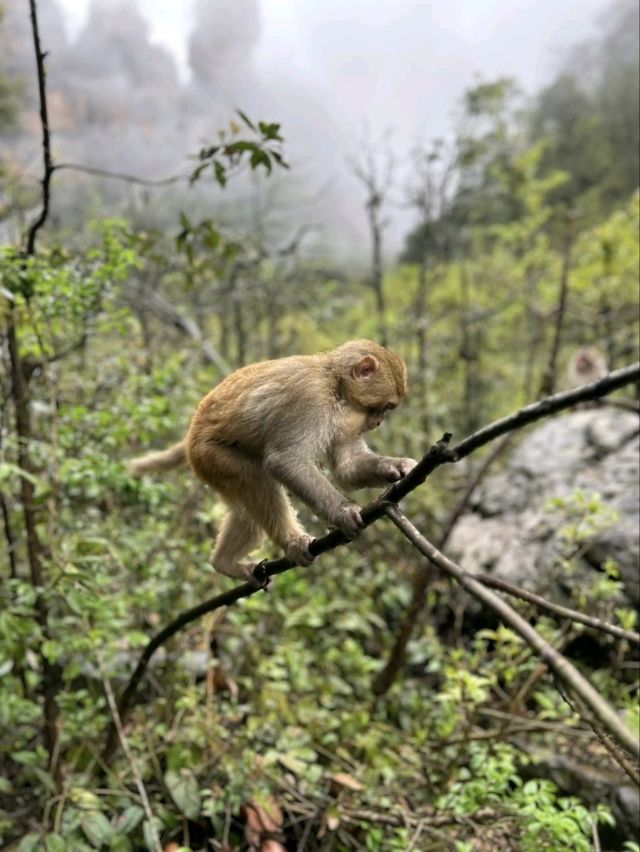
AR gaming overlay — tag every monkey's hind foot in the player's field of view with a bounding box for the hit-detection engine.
[210,554,263,584]
[285,534,316,566]
[251,561,272,590]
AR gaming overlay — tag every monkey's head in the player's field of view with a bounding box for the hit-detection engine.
[332,340,408,432]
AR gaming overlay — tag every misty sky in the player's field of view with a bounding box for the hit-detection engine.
[56,0,609,137]
[47,0,613,252]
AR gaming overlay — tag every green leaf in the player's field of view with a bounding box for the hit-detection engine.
[45,835,67,852]
[109,837,133,852]
[250,148,271,172]
[142,819,162,852]
[236,110,256,130]
[258,121,282,140]
[277,752,309,776]
[11,750,38,766]
[33,767,58,794]
[214,161,227,187]
[164,768,201,820]
[81,811,114,847]
[113,805,145,835]
[17,834,41,852]
[41,639,64,663]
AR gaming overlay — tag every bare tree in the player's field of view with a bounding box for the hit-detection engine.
[349,132,395,346]
[3,0,61,789]
[538,210,578,397]
[405,139,457,430]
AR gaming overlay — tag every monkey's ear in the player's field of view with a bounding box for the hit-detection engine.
[353,355,379,380]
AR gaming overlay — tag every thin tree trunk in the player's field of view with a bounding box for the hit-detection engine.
[539,212,576,397]
[414,256,430,433]
[369,202,388,346]
[6,320,61,786]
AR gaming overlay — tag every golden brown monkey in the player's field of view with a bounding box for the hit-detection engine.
[129,340,416,582]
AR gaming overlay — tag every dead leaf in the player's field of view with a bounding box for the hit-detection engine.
[329,772,364,792]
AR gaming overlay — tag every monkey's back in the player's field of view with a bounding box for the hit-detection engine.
[186,355,338,462]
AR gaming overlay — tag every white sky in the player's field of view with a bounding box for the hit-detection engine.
[55,0,608,142]
[52,0,611,252]
[57,0,606,83]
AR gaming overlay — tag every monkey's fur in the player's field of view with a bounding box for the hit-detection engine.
[567,346,608,388]
[129,340,416,582]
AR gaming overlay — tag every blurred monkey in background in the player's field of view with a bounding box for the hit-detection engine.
[568,346,608,388]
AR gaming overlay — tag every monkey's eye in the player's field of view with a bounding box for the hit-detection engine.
[384,403,397,412]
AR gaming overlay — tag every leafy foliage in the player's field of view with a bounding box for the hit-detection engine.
[190,112,288,188]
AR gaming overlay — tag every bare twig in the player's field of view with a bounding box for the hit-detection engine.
[591,813,602,852]
[142,290,231,374]
[573,694,640,787]
[539,211,577,397]
[373,433,514,695]
[25,0,54,256]
[23,333,88,379]
[349,131,395,346]
[476,574,640,645]
[6,0,61,785]
[384,505,639,758]
[0,493,18,579]
[52,162,187,187]
[99,666,162,852]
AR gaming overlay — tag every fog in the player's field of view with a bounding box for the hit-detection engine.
[3,0,612,254]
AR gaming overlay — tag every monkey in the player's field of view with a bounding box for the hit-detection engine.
[567,346,608,388]
[128,340,417,583]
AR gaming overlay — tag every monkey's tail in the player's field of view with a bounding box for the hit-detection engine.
[127,441,187,476]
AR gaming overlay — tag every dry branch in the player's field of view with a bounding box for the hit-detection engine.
[25,0,53,256]
[373,432,514,695]
[475,574,640,646]
[53,162,187,187]
[8,0,62,786]
[103,363,640,763]
[384,505,639,758]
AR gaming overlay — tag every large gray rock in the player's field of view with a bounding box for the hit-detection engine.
[448,407,639,604]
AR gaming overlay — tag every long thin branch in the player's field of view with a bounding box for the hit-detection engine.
[53,162,188,188]
[395,362,640,500]
[538,212,576,397]
[23,333,87,379]
[25,0,53,256]
[8,0,61,785]
[571,693,640,787]
[143,291,231,374]
[99,666,162,852]
[385,505,639,758]
[104,363,640,763]
[0,492,18,579]
[373,433,513,695]
[475,574,640,645]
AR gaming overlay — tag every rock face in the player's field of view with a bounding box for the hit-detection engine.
[447,407,639,605]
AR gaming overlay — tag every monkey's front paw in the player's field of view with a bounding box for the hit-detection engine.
[285,534,316,566]
[332,503,364,539]
[396,457,418,477]
[380,457,418,482]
